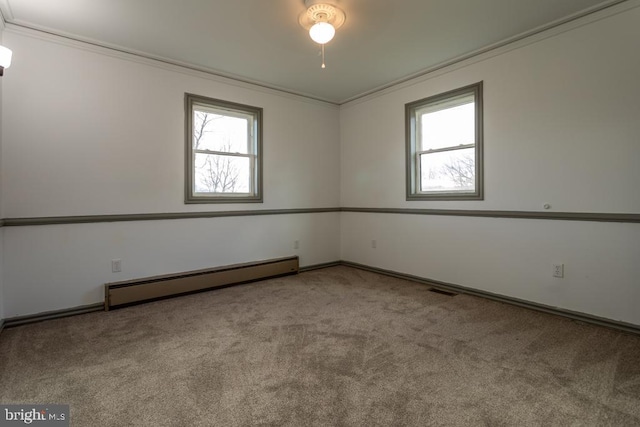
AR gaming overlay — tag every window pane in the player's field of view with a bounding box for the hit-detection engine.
[192,110,249,154]
[194,153,251,194]
[420,102,475,151]
[420,148,475,193]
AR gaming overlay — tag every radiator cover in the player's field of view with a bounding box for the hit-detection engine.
[104,256,299,310]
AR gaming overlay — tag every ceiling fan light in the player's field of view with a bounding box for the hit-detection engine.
[309,22,335,44]
[0,45,13,69]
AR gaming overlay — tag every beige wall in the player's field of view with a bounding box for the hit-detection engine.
[2,4,640,325]
[339,4,640,325]
[0,29,341,317]
[0,28,4,323]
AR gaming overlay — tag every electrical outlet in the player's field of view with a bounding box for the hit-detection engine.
[553,263,564,278]
[371,240,377,249]
[294,240,299,250]
[112,259,122,273]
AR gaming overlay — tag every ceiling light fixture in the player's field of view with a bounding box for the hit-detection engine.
[299,1,345,69]
[0,45,13,76]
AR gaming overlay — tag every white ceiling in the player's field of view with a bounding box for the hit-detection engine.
[0,0,623,104]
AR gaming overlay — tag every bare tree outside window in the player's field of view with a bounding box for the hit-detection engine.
[406,82,483,200]
[439,153,475,189]
[192,111,216,150]
[185,94,262,204]
[193,111,242,193]
[422,150,475,192]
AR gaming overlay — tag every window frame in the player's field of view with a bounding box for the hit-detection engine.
[405,82,484,201]
[185,93,263,204]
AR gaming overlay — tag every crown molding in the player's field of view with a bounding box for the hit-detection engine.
[3,21,340,108]
[339,0,637,106]
[2,1,636,106]
[0,0,11,29]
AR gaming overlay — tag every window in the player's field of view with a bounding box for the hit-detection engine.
[185,94,262,203]
[405,82,483,200]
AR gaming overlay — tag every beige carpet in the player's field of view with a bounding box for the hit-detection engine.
[1,266,639,426]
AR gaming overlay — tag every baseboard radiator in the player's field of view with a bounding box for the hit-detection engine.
[105,256,299,310]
